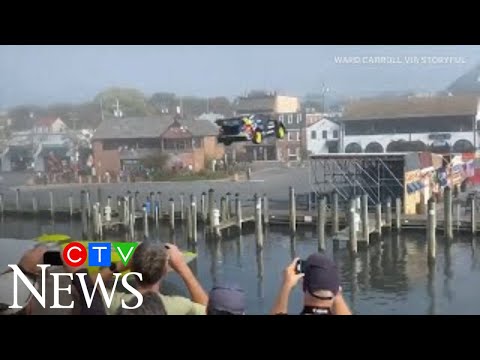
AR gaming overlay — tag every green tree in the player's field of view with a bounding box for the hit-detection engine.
[8,105,47,131]
[94,87,154,117]
[148,92,178,115]
[208,97,233,116]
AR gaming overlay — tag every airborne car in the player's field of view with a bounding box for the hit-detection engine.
[215,114,286,145]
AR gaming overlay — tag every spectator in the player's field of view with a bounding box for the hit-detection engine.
[0,245,47,315]
[271,253,352,315]
[116,292,167,315]
[101,242,208,315]
[207,284,246,315]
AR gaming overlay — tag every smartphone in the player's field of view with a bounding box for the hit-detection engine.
[43,251,63,266]
[295,259,305,274]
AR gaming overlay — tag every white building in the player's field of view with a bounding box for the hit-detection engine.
[33,117,67,134]
[340,95,480,154]
[306,118,341,155]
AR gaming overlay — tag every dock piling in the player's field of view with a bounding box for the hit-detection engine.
[254,194,264,248]
[348,198,358,255]
[395,197,402,231]
[444,186,453,240]
[332,191,339,234]
[361,193,369,245]
[318,195,326,251]
[289,186,296,234]
[427,198,436,263]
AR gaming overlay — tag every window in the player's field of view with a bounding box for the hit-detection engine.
[287,114,293,124]
[311,130,317,140]
[287,132,292,141]
[296,132,300,141]
[333,130,339,138]
[296,113,302,124]
[322,130,328,139]
[279,114,284,122]
[288,147,299,161]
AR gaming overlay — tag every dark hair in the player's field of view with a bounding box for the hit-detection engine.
[131,243,168,286]
[206,307,238,315]
[116,292,167,315]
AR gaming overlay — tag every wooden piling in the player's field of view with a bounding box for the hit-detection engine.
[385,197,392,229]
[375,203,382,237]
[86,191,91,219]
[427,198,436,263]
[169,198,175,230]
[349,198,357,255]
[234,193,240,217]
[32,195,38,216]
[191,195,198,244]
[263,193,269,225]
[129,212,135,240]
[225,192,231,220]
[97,187,103,207]
[149,192,155,218]
[80,191,88,238]
[395,197,402,231]
[208,189,215,225]
[68,193,73,218]
[201,192,207,222]
[254,194,264,248]
[470,196,476,235]
[186,201,193,242]
[134,191,140,212]
[143,205,149,239]
[179,193,185,221]
[156,192,162,220]
[92,204,99,240]
[49,191,54,219]
[236,197,242,231]
[332,191,339,234]
[289,186,296,234]
[361,193,369,245]
[444,186,453,240]
[16,189,21,213]
[318,196,326,251]
[220,196,228,222]
[456,201,461,232]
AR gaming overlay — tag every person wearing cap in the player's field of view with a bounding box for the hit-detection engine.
[271,253,352,315]
[103,242,209,315]
[207,284,246,315]
[0,246,47,315]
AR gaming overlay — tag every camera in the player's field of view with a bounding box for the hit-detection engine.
[295,259,305,274]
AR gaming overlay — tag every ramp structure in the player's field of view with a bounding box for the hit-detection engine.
[309,153,406,206]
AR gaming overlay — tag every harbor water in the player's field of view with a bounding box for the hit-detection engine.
[1,216,479,315]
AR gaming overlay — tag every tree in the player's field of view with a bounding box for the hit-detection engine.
[94,87,154,118]
[148,92,178,115]
[8,105,47,131]
[208,97,233,116]
[141,152,170,174]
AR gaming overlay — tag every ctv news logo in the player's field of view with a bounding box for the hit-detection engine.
[8,242,144,311]
[63,242,138,267]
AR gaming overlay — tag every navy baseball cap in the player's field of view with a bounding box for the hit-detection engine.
[302,253,340,298]
[207,284,246,315]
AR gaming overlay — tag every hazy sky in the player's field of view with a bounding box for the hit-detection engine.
[0,45,479,108]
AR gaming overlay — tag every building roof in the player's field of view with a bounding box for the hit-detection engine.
[35,117,62,127]
[92,116,218,140]
[342,95,479,121]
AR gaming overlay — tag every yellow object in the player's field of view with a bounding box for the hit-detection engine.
[277,126,285,139]
[36,234,71,243]
[254,131,263,144]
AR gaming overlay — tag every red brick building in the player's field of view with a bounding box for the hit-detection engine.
[91,116,224,177]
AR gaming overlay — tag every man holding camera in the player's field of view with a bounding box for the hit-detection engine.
[271,253,352,315]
